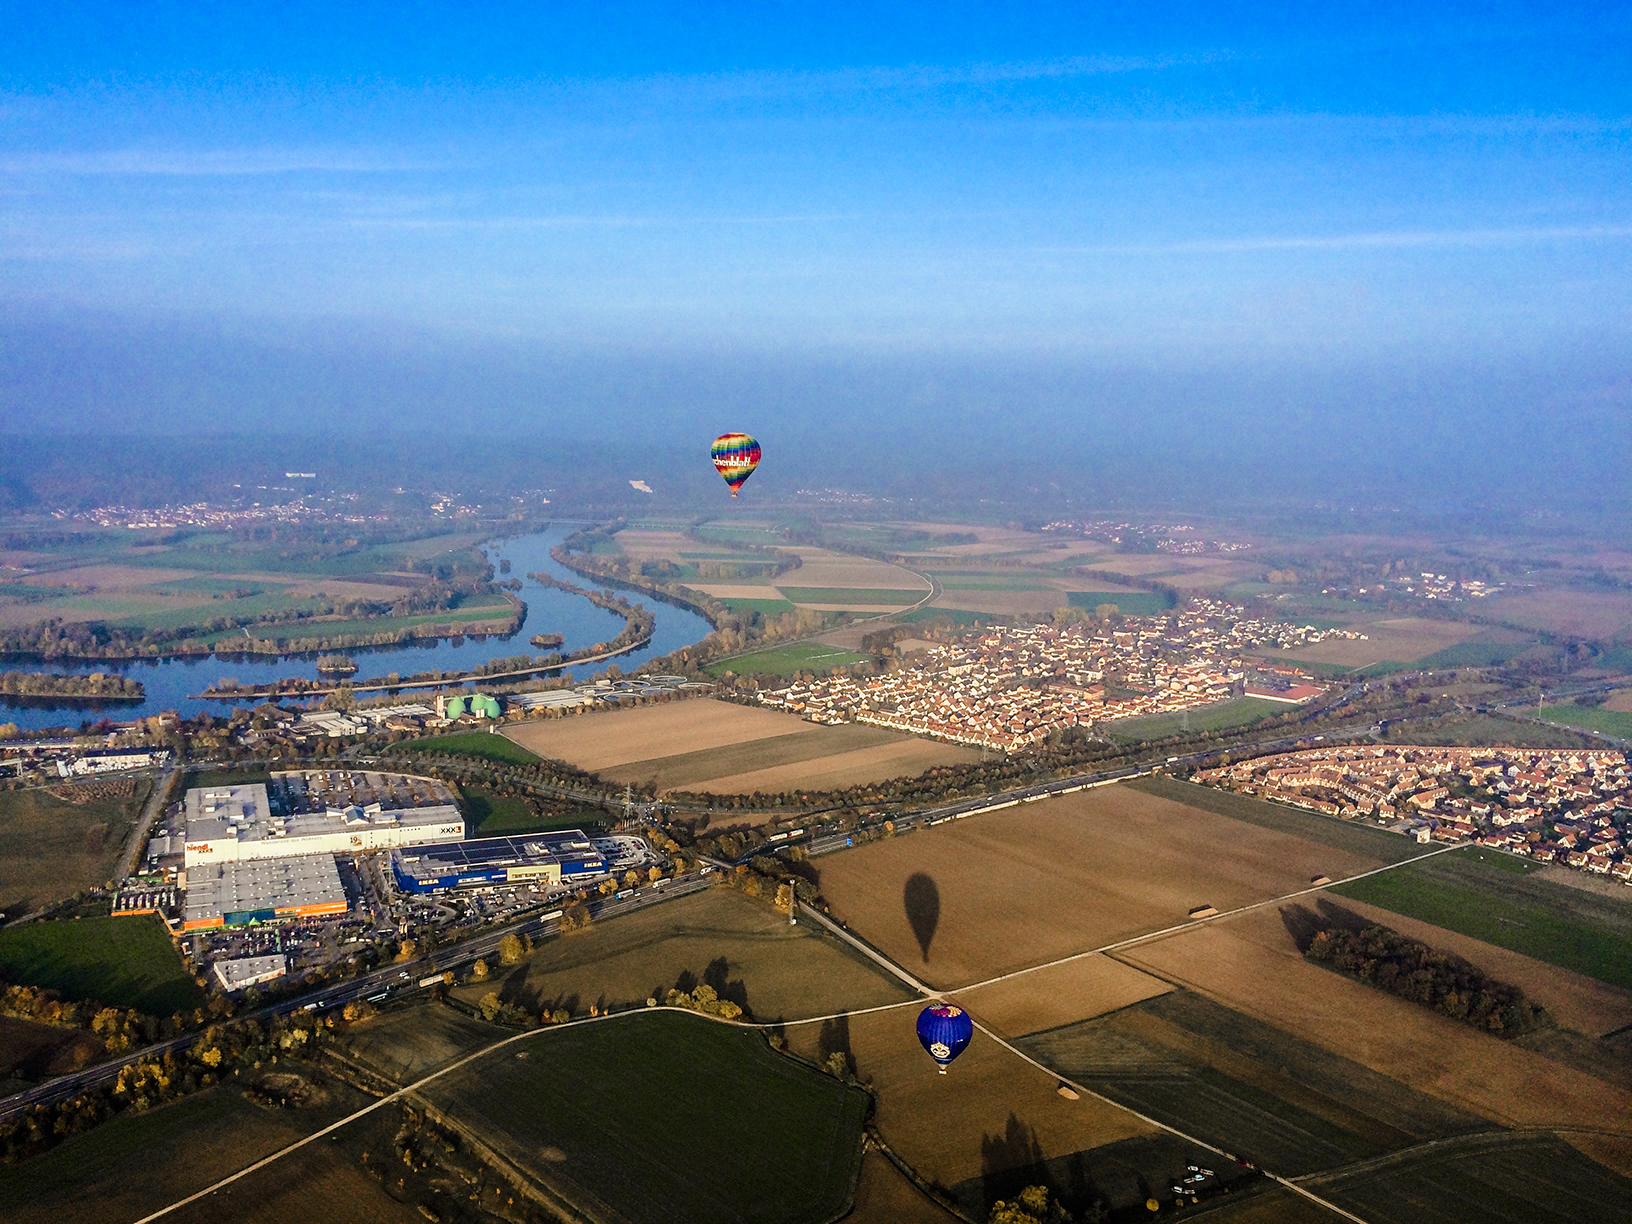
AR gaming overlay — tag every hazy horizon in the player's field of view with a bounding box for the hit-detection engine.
[3,3,1629,512]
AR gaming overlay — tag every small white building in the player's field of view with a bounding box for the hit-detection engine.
[212,954,288,992]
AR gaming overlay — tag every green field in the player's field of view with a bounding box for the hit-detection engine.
[0,916,202,1015]
[1067,590,1177,615]
[459,783,600,836]
[932,576,1055,591]
[423,1011,869,1224]
[1332,847,1632,991]
[0,783,151,916]
[895,606,1000,626]
[720,596,798,615]
[200,597,516,645]
[777,587,928,606]
[1416,639,1535,668]
[1104,696,1284,742]
[1380,714,1597,749]
[1534,702,1632,740]
[705,642,872,676]
[391,730,542,765]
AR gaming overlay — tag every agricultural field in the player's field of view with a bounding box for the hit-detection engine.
[1378,713,1600,749]
[0,780,151,915]
[1118,905,1632,1140]
[503,698,813,771]
[1103,695,1284,743]
[719,595,798,614]
[1534,701,1632,740]
[705,640,872,676]
[420,1011,871,1224]
[816,781,1405,990]
[776,586,928,607]
[780,1001,1160,1213]
[0,527,495,646]
[0,914,202,1015]
[1067,589,1177,615]
[459,886,914,1021]
[1483,588,1632,639]
[1251,615,1482,670]
[0,1074,398,1224]
[0,1015,102,1088]
[342,1004,511,1084]
[502,697,976,796]
[1306,1132,1632,1224]
[1330,846,1632,991]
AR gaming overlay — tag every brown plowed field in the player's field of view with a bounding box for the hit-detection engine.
[846,1150,960,1223]
[816,784,1393,990]
[502,698,812,771]
[783,1006,1154,1189]
[1118,907,1632,1136]
[930,590,1065,614]
[779,548,927,590]
[950,954,1173,1037]
[1484,590,1632,638]
[685,737,981,795]
[1316,892,1632,1038]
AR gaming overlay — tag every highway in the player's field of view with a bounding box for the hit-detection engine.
[0,872,713,1124]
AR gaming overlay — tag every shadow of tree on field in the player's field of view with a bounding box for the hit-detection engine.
[904,872,941,963]
[1279,899,1373,953]
[818,1011,853,1075]
[702,955,750,1013]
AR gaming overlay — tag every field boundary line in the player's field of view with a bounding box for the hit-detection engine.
[130,1007,755,1224]
[945,842,1467,997]
[800,890,1373,1222]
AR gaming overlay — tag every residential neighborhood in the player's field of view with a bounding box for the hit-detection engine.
[1196,744,1632,884]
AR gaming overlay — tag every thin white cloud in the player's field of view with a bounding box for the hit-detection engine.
[0,148,444,176]
[1051,224,1632,255]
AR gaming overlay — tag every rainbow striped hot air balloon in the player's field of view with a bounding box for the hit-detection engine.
[710,432,761,497]
[916,1003,973,1074]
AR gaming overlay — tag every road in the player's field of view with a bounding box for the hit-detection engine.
[0,702,1413,1121]
[0,871,713,1124]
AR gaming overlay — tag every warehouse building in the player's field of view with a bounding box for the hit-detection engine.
[184,855,349,930]
[183,783,464,867]
[390,832,608,894]
[213,954,289,992]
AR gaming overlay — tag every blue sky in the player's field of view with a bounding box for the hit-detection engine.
[1,3,1629,503]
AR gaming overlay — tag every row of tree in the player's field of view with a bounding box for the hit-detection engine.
[0,672,143,698]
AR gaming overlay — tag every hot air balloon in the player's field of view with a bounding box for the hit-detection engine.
[710,432,762,497]
[916,1003,973,1073]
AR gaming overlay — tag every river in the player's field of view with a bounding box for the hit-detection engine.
[0,526,715,731]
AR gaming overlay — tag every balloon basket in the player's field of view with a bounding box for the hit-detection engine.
[938,1067,947,1075]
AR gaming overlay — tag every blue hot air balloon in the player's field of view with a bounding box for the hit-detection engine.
[916,1003,973,1073]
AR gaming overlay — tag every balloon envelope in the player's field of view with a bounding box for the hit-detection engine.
[916,1003,973,1070]
[710,432,762,496]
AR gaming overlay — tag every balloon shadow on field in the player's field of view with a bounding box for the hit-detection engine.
[903,872,940,963]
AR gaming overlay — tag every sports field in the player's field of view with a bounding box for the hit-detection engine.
[422,1011,871,1224]
[0,781,150,915]
[706,641,872,676]
[817,781,1402,989]
[1330,846,1632,991]
[0,915,202,1015]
